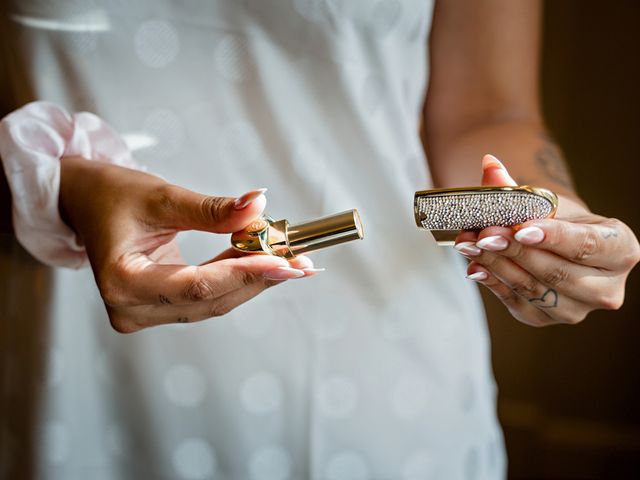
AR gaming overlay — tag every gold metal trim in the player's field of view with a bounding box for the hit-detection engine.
[231,209,364,258]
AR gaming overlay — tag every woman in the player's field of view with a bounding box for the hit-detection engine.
[1,0,638,479]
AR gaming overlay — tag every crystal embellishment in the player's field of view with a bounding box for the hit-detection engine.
[416,191,553,231]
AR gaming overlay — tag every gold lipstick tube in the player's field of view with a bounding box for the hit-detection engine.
[414,185,558,245]
[231,209,364,258]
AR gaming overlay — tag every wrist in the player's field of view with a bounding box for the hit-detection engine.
[58,156,90,236]
[0,101,143,268]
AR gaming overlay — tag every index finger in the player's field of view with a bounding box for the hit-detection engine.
[513,218,631,270]
[101,253,298,307]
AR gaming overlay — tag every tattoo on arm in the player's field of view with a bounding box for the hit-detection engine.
[177,317,189,323]
[529,288,558,309]
[535,136,574,188]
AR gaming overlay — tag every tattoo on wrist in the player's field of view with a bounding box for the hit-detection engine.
[535,135,574,188]
[529,288,558,309]
[177,317,189,323]
[159,295,172,305]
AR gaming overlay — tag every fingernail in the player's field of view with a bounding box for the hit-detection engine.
[482,155,517,185]
[303,268,326,274]
[514,226,545,245]
[454,242,482,256]
[482,154,506,170]
[476,235,508,251]
[466,272,488,281]
[263,266,305,280]
[234,188,267,210]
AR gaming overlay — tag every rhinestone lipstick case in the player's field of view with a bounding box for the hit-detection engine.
[414,186,558,245]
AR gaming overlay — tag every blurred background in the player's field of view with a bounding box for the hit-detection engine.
[1,1,639,478]
[485,0,640,477]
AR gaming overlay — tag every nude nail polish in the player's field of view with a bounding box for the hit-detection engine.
[302,268,326,274]
[454,242,481,256]
[234,188,268,210]
[482,154,506,170]
[514,226,545,245]
[263,266,306,280]
[476,235,508,251]
[466,272,488,281]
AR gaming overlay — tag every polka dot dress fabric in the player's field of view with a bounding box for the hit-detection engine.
[1,1,506,479]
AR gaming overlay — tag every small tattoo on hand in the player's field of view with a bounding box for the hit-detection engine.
[177,317,189,323]
[602,228,618,239]
[529,288,559,308]
[159,295,172,305]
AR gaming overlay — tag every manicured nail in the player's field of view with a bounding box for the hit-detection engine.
[482,154,506,170]
[514,226,545,245]
[466,271,488,281]
[303,268,326,274]
[263,266,305,280]
[482,154,517,185]
[476,235,508,251]
[454,242,481,256]
[234,188,267,210]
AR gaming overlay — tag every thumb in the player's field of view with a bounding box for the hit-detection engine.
[481,154,518,187]
[154,186,268,233]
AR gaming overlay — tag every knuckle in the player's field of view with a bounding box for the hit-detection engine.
[573,229,600,262]
[106,309,140,334]
[634,245,640,267]
[240,270,259,287]
[99,282,124,307]
[607,218,624,230]
[510,276,539,298]
[200,195,229,224]
[541,265,570,288]
[150,184,179,216]
[595,291,624,310]
[507,241,527,261]
[263,278,282,288]
[183,277,216,302]
[544,221,562,248]
[545,305,583,325]
[98,262,136,307]
[207,301,234,318]
[623,240,640,269]
[477,251,497,268]
[519,304,555,327]
[98,270,127,307]
[496,287,520,306]
[562,311,587,325]
[526,315,552,328]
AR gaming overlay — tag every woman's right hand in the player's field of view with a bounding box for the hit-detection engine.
[59,156,317,333]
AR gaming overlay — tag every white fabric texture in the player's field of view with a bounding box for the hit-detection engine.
[0,101,141,268]
[0,1,506,479]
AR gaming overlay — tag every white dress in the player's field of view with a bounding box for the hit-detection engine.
[1,1,506,479]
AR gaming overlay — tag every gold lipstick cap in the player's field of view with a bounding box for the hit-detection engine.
[231,209,364,258]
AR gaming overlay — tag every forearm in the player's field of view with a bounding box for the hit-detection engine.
[426,118,584,205]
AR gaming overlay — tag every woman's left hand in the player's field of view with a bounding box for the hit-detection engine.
[455,155,640,326]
